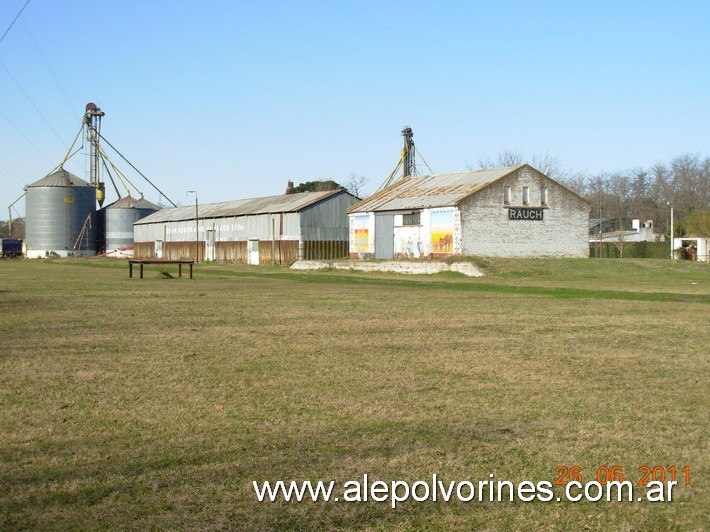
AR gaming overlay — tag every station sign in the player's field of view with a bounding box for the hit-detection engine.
[508,208,544,221]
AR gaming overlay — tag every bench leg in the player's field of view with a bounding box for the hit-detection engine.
[190,263,193,279]
[129,263,133,278]
[179,263,183,278]
[140,263,144,279]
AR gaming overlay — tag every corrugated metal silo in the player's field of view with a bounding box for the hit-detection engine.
[103,196,160,251]
[25,169,97,258]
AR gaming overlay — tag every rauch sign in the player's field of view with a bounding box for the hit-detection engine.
[508,208,544,221]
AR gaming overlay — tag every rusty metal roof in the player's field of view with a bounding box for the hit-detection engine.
[348,166,522,212]
[135,189,347,224]
[26,169,91,188]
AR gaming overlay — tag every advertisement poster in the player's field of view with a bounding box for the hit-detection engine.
[431,210,454,253]
[352,215,370,253]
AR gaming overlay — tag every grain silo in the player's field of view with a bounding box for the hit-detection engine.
[102,196,160,252]
[25,169,97,258]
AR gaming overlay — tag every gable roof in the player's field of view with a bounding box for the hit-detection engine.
[135,189,353,225]
[348,166,522,213]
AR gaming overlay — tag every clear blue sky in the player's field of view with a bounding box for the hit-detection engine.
[1,0,708,217]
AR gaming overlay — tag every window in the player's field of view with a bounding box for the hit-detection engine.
[403,212,421,226]
[522,186,530,205]
[504,185,511,205]
[541,186,548,205]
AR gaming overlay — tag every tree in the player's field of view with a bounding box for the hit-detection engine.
[474,150,569,181]
[1,217,24,238]
[345,173,369,198]
[668,153,710,221]
[685,209,710,236]
[287,180,343,194]
[606,172,633,230]
[627,168,657,224]
[612,232,631,259]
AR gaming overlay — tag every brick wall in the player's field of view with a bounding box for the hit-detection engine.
[458,166,589,257]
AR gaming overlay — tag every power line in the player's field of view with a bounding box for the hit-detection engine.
[0,162,27,185]
[0,0,30,44]
[0,108,55,166]
[18,12,77,119]
[0,60,70,150]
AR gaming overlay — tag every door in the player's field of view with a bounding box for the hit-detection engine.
[155,240,163,259]
[374,213,394,259]
[248,239,259,265]
[205,229,216,262]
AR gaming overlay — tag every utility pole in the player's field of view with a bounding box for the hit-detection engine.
[187,191,199,262]
[667,202,674,259]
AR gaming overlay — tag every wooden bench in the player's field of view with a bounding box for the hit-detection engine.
[128,259,195,279]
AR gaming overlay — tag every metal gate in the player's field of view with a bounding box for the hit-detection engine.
[374,213,394,259]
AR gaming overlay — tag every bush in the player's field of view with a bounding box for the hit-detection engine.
[589,241,669,259]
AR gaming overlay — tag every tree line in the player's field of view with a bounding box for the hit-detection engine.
[1,218,24,239]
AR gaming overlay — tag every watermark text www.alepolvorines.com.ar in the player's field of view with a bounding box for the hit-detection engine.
[253,470,688,509]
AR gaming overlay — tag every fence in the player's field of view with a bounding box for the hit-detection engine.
[215,239,347,264]
[133,242,154,259]
[215,241,300,264]
[133,242,205,261]
[134,239,352,263]
[302,240,348,260]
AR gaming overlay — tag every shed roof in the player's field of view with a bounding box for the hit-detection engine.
[135,189,349,224]
[348,166,522,213]
[27,169,91,188]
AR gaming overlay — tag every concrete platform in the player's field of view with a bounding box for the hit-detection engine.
[290,259,484,277]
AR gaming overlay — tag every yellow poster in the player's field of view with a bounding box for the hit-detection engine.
[431,210,454,253]
[352,215,370,253]
[354,228,369,253]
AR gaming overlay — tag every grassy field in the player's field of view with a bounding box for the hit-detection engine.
[0,258,708,530]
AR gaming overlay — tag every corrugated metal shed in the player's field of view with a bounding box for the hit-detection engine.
[135,189,345,225]
[348,166,522,213]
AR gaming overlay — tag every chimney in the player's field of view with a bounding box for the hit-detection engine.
[285,180,294,194]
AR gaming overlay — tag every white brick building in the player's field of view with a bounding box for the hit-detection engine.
[348,165,590,259]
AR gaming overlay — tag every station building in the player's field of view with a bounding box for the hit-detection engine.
[348,165,590,259]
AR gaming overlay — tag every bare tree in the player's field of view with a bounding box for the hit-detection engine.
[685,209,710,236]
[474,150,569,181]
[346,173,369,198]
[668,153,710,220]
[555,170,588,196]
[607,172,633,230]
[612,232,631,258]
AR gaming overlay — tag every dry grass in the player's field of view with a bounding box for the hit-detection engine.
[0,258,708,530]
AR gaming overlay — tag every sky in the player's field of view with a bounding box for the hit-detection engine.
[1,0,709,217]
